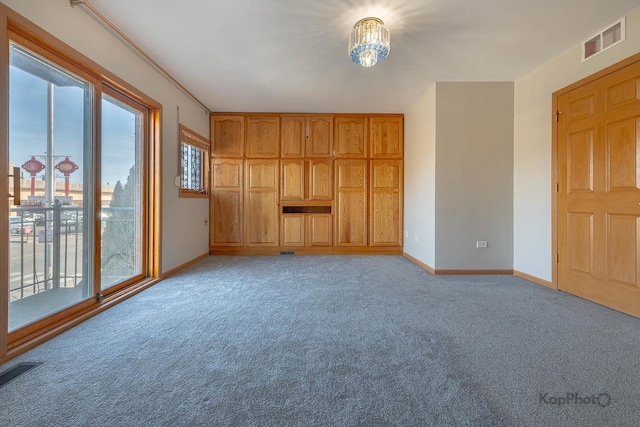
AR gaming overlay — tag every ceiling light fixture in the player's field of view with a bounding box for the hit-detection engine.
[348,17,390,68]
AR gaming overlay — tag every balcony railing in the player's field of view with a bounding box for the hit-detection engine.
[8,204,135,303]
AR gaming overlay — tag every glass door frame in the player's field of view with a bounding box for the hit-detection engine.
[98,85,150,297]
[0,9,162,360]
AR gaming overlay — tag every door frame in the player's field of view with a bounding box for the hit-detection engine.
[552,51,640,291]
[0,4,163,362]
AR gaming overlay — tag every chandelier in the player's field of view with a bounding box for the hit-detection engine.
[348,17,390,67]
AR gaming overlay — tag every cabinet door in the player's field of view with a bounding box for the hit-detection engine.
[210,159,243,246]
[370,116,403,158]
[281,116,305,158]
[370,160,402,246]
[211,115,244,157]
[309,214,333,246]
[245,159,279,246]
[246,116,280,158]
[306,116,333,157]
[281,159,305,201]
[308,159,332,200]
[335,159,368,246]
[335,117,368,158]
[281,214,306,247]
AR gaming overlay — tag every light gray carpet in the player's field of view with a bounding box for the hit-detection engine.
[0,256,639,426]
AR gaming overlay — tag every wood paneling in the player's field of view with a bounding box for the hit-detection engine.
[211,115,244,157]
[370,116,403,158]
[309,159,332,200]
[336,160,368,246]
[281,160,305,201]
[281,115,305,158]
[210,159,243,246]
[246,116,280,158]
[245,159,279,246]
[335,117,367,158]
[306,116,333,157]
[557,59,640,317]
[281,214,305,247]
[370,160,402,246]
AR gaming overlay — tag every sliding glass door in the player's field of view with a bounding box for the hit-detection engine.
[7,42,94,331]
[100,91,146,292]
[5,36,152,338]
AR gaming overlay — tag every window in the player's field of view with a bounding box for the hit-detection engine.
[179,125,209,198]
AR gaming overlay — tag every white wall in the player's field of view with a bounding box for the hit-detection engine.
[2,0,211,273]
[403,84,436,266]
[435,82,514,270]
[513,6,640,281]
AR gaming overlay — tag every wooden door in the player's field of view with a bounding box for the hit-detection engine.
[557,62,640,317]
[281,115,305,158]
[281,214,305,247]
[309,214,333,246]
[211,115,244,157]
[281,159,305,201]
[335,159,368,246]
[370,116,403,158]
[306,116,333,157]
[246,116,280,158]
[308,159,332,200]
[245,159,279,246]
[335,117,368,158]
[370,160,402,246]
[211,159,243,246]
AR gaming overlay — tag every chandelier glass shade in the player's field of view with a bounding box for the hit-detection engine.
[348,17,390,67]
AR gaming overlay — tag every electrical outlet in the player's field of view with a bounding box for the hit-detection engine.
[405,231,409,238]
[476,241,488,249]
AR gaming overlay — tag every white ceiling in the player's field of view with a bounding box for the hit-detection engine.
[89,0,640,113]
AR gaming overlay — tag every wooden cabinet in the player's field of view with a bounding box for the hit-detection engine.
[335,117,368,158]
[309,214,333,246]
[308,159,332,200]
[370,116,403,158]
[281,214,305,247]
[335,159,368,246]
[212,115,244,157]
[210,112,402,254]
[246,116,280,158]
[281,214,333,247]
[210,159,244,246]
[281,159,332,201]
[370,160,402,246]
[306,116,333,157]
[281,160,305,201]
[281,116,306,158]
[245,159,279,246]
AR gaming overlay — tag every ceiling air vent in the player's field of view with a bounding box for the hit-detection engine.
[582,17,625,61]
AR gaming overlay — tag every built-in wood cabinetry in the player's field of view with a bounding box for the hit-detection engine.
[212,115,244,157]
[281,214,333,247]
[371,160,402,246]
[335,117,368,158]
[210,113,402,254]
[371,116,403,158]
[246,116,280,158]
[210,159,243,246]
[335,159,368,246]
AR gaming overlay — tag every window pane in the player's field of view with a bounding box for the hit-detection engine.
[8,43,94,331]
[100,94,144,289]
[182,142,203,191]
